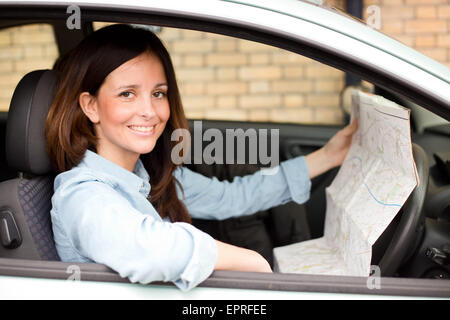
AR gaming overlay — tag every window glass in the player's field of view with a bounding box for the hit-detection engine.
[0,24,58,111]
[94,23,348,125]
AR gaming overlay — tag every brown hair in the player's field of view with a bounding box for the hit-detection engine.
[45,24,191,223]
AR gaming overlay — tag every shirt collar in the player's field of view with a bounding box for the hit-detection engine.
[80,150,151,197]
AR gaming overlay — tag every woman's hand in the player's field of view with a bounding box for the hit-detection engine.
[214,240,272,273]
[305,119,358,179]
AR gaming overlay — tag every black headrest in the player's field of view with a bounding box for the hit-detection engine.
[6,70,57,175]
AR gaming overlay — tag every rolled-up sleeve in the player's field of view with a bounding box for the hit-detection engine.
[175,155,311,220]
[53,178,217,291]
[280,155,311,204]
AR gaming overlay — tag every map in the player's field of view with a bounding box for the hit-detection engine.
[273,90,419,276]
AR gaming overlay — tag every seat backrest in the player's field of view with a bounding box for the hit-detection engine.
[0,70,59,260]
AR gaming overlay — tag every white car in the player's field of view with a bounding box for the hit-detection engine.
[0,0,449,302]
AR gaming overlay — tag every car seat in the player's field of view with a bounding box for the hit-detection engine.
[0,69,60,261]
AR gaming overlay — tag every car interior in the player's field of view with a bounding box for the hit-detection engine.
[0,16,450,295]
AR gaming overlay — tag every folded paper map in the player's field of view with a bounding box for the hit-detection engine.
[273,90,419,276]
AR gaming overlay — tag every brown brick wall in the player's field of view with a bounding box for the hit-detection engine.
[364,0,450,67]
[158,27,345,124]
[0,24,58,111]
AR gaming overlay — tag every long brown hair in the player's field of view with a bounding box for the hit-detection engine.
[45,24,191,223]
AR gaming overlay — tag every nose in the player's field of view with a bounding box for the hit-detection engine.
[138,96,157,119]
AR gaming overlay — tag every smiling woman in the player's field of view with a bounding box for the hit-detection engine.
[45,24,192,222]
[78,52,171,171]
[42,23,356,291]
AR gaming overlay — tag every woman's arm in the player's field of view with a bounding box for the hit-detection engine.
[176,119,357,221]
[214,240,272,273]
[175,157,311,221]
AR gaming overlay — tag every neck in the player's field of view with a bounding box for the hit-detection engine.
[96,148,139,172]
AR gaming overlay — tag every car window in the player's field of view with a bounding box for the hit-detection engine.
[0,24,58,112]
[94,22,347,126]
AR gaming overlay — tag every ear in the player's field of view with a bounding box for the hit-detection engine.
[79,92,100,123]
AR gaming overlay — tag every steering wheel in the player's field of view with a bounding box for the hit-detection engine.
[372,143,429,276]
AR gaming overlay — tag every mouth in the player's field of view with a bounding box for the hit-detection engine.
[128,124,157,135]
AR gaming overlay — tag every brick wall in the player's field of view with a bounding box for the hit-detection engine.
[158,28,345,124]
[363,0,450,68]
[0,1,448,124]
[0,24,58,111]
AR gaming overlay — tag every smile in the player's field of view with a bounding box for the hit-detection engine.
[128,125,156,135]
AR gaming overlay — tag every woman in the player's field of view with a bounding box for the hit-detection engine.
[45,24,357,291]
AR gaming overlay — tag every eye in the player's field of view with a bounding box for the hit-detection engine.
[119,91,135,98]
[153,91,167,99]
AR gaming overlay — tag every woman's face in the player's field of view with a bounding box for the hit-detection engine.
[80,52,170,170]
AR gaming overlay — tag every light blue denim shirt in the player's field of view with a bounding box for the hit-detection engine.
[51,150,311,291]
